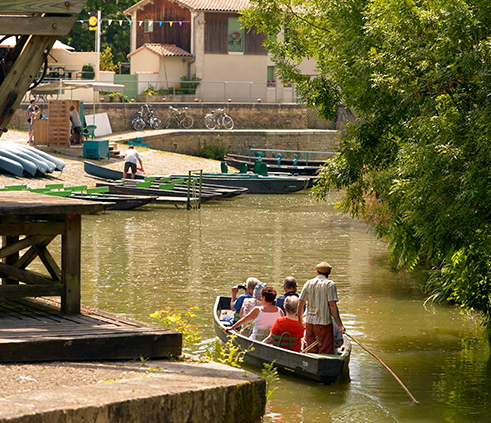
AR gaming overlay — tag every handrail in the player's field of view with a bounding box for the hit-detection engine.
[249,148,335,165]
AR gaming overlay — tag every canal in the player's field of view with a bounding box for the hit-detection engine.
[71,190,489,422]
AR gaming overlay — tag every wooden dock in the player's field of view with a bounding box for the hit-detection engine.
[0,297,181,363]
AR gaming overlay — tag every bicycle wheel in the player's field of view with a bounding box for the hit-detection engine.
[164,116,175,129]
[150,116,162,130]
[222,115,234,130]
[132,117,145,131]
[204,114,216,130]
[180,115,194,129]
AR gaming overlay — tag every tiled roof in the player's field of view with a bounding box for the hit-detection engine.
[127,43,193,58]
[171,0,249,11]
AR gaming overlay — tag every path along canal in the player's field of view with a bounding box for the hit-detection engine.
[41,190,490,422]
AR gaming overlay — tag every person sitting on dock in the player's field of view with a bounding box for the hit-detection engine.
[231,277,259,322]
[123,145,144,179]
[263,296,305,352]
[275,276,299,315]
[227,286,284,340]
[297,262,346,355]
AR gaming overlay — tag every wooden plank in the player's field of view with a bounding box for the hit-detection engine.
[2,235,19,285]
[61,213,80,314]
[0,262,58,285]
[34,243,61,281]
[14,235,57,270]
[0,235,52,259]
[0,16,78,36]
[0,222,65,236]
[0,284,64,298]
[0,35,57,131]
[0,0,86,15]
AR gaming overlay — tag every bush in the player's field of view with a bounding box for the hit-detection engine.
[81,65,95,80]
[198,137,228,161]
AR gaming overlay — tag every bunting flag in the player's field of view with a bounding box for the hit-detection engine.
[75,18,190,27]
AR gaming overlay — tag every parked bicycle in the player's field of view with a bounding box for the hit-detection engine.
[132,104,162,131]
[164,106,194,129]
[204,108,234,130]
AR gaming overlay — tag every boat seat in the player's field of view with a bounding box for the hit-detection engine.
[83,125,97,140]
[159,183,175,190]
[5,184,28,191]
[254,161,268,176]
[87,186,109,194]
[221,161,228,173]
[271,332,300,350]
[64,185,87,192]
[254,327,271,341]
[239,162,248,173]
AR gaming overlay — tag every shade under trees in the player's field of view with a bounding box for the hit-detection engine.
[242,0,491,324]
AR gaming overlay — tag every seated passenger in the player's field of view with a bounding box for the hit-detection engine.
[240,282,266,319]
[275,276,299,315]
[226,286,284,340]
[230,277,260,322]
[263,296,305,352]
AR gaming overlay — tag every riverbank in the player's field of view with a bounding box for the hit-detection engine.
[0,130,223,189]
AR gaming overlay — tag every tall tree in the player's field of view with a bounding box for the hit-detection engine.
[242,0,491,324]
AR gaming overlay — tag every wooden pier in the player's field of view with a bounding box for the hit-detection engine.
[0,297,181,363]
[0,192,181,362]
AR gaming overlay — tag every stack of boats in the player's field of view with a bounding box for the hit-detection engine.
[84,161,309,195]
[0,142,65,177]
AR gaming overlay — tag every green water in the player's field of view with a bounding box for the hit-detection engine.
[52,191,490,422]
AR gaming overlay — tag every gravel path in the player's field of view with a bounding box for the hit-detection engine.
[0,130,222,189]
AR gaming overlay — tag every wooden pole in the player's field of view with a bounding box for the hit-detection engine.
[300,336,321,354]
[346,332,419,403]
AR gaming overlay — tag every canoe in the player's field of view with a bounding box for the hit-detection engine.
[0,156,24,177]
[163,173,308,194]
[225,155,321,176]
[69,193,156,210]
[0,150,38,176]
[213,296,351,384]
[84,161,144,180]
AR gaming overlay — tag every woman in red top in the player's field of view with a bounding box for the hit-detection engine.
[264,296,305,352]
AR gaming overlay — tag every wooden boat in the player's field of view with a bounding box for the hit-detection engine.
[225,153,329,168]
[225,155,321,176]
[213,296,351,384]
[69,193,156,210]
[169,173,308,194]
[84,161,145,180]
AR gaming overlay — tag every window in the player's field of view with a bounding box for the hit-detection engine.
[228,17,244,53]
[267,66,275,86]
[144,19,154,33]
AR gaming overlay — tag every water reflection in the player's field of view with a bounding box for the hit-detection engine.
[30,191,491,422]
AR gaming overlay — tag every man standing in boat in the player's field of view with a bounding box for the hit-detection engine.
[297,262,346,354]
[123,145,144,179]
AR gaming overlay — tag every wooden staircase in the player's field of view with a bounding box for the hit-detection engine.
[109,142,122,159]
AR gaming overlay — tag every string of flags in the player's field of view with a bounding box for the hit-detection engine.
[79,19,190,27]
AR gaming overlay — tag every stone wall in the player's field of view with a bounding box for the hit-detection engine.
[114,129,340,158]
[9,102,311,132]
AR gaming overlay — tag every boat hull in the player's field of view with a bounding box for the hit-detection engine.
[213,296,351,384]
[225,156,321,176]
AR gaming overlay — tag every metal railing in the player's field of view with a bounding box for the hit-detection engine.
[249,149,335,165]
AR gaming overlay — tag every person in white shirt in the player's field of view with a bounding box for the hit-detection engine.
[123,145,144,179]
[297,262,346,354]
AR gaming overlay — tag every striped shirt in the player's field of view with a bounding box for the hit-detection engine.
[299,275,338,325]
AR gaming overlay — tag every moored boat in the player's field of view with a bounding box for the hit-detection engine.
[69,193,156,210]
[213,296,351,384]
[225,155,322,176]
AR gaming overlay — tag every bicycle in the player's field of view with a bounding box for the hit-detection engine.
[131,104,162,131]
[204,108,234,130]
[164,106,194,129]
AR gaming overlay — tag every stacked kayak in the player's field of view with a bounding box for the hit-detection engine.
[0,142,65,177]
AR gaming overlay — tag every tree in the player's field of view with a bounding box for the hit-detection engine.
[59,0,134,69]
[242,0,491,324]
